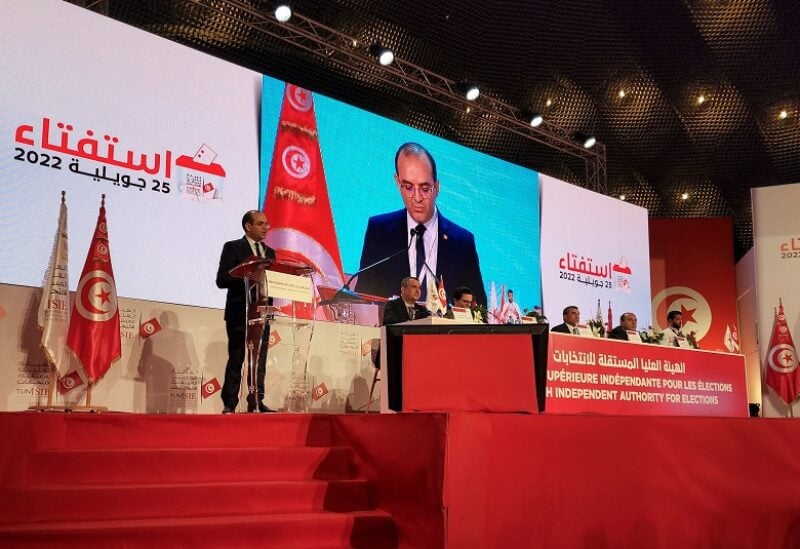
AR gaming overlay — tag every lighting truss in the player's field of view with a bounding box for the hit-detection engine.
[79,0,608,192]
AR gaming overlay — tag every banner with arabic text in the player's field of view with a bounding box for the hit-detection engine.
[546,333,747,417]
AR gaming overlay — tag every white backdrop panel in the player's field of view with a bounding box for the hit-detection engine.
[540,175,652,328]
[0,0,262,309]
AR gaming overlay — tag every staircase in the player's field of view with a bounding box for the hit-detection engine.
[0,414,397,548]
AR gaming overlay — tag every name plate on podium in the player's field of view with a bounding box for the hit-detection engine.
[266,270,313,303]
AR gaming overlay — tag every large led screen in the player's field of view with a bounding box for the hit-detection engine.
[260,77,542,318]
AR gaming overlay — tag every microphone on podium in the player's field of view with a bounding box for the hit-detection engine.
[319,228,419,305]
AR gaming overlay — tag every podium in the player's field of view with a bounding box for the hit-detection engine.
[229,256,315,412]
[381,318,549,413]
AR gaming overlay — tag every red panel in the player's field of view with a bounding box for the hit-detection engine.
[649,217,740,353]
[546,332,748,417]
[445,413,800,548]
[402,333,536,413]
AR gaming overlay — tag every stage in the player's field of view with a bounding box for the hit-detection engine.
[2,411,799,548]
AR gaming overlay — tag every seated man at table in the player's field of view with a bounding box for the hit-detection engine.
[551,305,580,334]
[444,285,473,319]
[382,276,432,325]
[661,310,685,347]
[608,312,638,341]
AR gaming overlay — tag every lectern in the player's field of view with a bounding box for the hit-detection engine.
[381,319,550,413]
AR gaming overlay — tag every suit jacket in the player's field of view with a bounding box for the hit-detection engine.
[355,209,487,306]
[551,323,574,334]
[382,297,431,325]
[607,326,630,341]
[216,237,276,322]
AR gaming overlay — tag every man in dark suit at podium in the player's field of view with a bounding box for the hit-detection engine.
[382,276,432,325]
[551,305,581,334]
[216,210,276,413]
[355,142,487,306]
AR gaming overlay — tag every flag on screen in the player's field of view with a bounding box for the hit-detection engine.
[66,195,121,383]
[201,377,221,399]
[140,317,162,339]
[39,192,71,377]
[268,329,281,348]
[263,83,345,319]
[764,299,800,405]
[57,369,84,395]
[312,382,329,401]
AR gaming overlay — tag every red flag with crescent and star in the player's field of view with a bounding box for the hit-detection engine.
[765,299,800,406]
[66,195,121,383]
[263,84,344,319]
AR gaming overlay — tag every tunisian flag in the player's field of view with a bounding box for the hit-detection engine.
[264,84,344,315]
[764,299,800,406]
[67,195,121,383]
[649,218,739,352]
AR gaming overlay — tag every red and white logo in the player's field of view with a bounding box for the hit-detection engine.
[268,330,281,348]
[768,344,798,374]
[201,377,221,399]
[281,146,311,179]
[286,84,313,112]
[140,317,162,338]
[202,182,215,194]
[75,270,118,322]
[312,382,329,401]
[652,285,712,341]
[57,370,84,395]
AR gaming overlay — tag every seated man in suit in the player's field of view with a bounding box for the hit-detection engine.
[608,312,638,341]
[551,305,580,334]
[382,276,432,325]
[444,285,473,319]
[356,142,486,306]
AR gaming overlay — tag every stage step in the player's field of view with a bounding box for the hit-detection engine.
[0,415,400,548]
[58,413,334,448]
[0,479,372,523]
[25,446,355,484]
[0,510,398,548]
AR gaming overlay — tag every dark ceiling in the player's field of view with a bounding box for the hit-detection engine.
[69,0,800,258]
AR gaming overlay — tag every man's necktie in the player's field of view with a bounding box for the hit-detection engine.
[415,224,427,299]
[256,242,264,258]
[572,327,580,335]
[407,306,415,320]
[414,224,426,278]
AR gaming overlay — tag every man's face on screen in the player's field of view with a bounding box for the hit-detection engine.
[395,153,439,224]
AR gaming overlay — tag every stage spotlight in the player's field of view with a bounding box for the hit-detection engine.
[619,194,626,201]
[574,132,596,149]
[273,2,292,22]
[680,192,689,200]
[369,44,394,66]
[458,82,480,101]
[779,109,789,120]
[522,109,543,127]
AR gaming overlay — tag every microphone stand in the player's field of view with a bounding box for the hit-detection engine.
[319,228,418,306]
